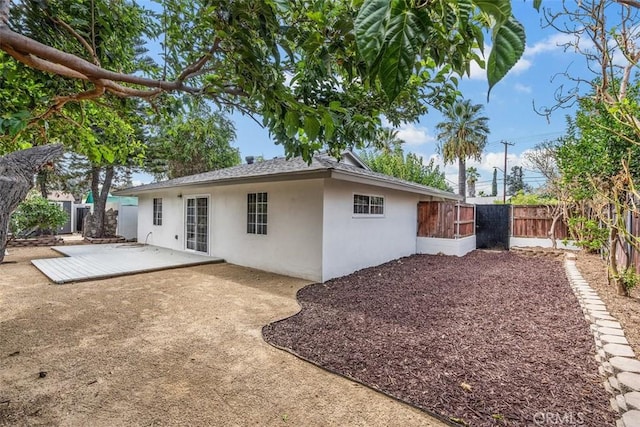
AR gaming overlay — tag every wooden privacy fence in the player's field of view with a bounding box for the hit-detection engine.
[615,212,640,272]
[418,203,571,240]
[418,201,475,238]
[511,205,569,239]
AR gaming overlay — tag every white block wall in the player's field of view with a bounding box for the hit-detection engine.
[416,236,476,257]
[510,237,579,251]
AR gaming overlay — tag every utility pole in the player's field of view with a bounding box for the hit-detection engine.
[500,140,514,203]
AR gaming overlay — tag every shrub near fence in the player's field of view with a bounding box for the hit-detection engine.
[511,205,569,239]
[417,201,474,238]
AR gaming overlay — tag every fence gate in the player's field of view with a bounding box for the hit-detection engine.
[476,205,510,250]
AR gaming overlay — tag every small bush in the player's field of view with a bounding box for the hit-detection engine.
[618,267,640,294]
[566,216,608,252]
[10,195,68,238]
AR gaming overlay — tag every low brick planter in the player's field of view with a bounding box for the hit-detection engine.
[84,236,126,244]
[7,237,64,247]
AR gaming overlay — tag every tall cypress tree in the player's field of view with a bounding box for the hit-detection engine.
[491,168,498,196]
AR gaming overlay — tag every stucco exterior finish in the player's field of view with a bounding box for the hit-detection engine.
[209,180,323,281]
[137,180,324,281]
[138,188,185,250]
[321,179,419,282]
[416,236,477,257]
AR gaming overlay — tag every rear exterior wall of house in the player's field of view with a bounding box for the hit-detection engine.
[321,179,422,281]
[136,179,324,281]
[137,177,436,282]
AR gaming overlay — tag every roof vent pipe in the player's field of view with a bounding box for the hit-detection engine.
[245,156,254,164]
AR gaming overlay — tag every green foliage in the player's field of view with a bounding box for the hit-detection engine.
[466,166,479,197]
[506,191,557,205]
[437,100,489,164]
[566,216,608,253]
[360,144,452,192]
[1,0,154,160]
[491,168,498,196]
[486,16,525,98]
[354,0,529,101]
[556,82,640,201]
[623,268,640,293]
[436,99,489,196]
[616,267,640,295]
[147,102,240,179]
[9,194,68,237]
[505,166,532,196]
[1,0,533,164]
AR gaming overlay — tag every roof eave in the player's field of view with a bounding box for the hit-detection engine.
[329,169,461,200]
[113,169,331,196]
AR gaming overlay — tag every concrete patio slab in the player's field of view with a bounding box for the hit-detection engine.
[32,244,223,284]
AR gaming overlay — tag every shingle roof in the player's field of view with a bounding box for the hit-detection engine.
[114,152,459,200]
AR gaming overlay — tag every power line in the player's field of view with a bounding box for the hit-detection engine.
[484,131,565,149]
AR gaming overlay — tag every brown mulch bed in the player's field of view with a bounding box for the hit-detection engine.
[263,251,616,427]
[576,252,640,358]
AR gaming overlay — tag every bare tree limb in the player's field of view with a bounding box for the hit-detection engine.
[0,26,191,91]
[616,0,640,8]
[177,38,221,82]
[50,16,101,66]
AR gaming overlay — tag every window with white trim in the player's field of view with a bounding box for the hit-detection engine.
[153,198,163,225]
[353,194,384,216]
[247,192,268,234]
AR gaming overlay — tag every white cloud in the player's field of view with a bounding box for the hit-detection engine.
[396,123,435,146]
[525,33,579,56]
[283,71,294,87]
[514,83,532,94]
[466,58,486,81]
[511,57,532,74]
[428,151,535,195]
[460,42,532,81]
[458,33,584,84]
[467,151,524,173]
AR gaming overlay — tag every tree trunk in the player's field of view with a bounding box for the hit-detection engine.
[608,226,628,296]
[37,170,48,197]
[549,213,561,250]
[548,205,561,250]
[85,165,114,238]
[468,181,476,198]
[458,158,466,202]
[0,144,64,262]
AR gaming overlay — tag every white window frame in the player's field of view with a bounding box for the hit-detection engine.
[247,192,268,235]
[352,193,385,218]
[153,198,163,226]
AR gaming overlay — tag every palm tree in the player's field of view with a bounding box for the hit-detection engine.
[436,100,489,200]
[466,167,480,198]
[373,128,404,154]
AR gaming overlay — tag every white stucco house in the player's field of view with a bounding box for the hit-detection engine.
[115,151,470,282]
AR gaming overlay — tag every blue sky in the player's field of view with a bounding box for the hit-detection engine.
[137,2,593,195]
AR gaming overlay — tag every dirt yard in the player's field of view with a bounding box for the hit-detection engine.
[264,251,616,427]
[0,246,445,427]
